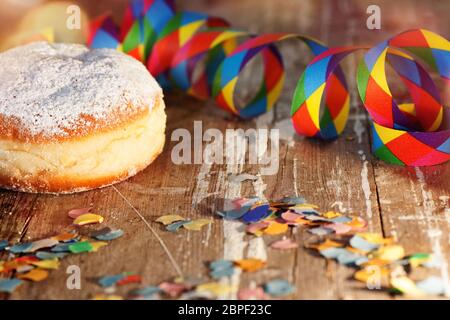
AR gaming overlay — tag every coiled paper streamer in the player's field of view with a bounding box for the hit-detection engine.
[88,0,450,166]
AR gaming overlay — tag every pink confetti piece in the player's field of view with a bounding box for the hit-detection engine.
[324,223,353,235]
[270,238,299,250]
[246,221,270,234]
[280,210,303,222]
[238,287,268,300]
[159,282,189,298]
[68,207,92,219]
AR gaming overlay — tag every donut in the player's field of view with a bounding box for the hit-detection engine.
[0,42,166,194]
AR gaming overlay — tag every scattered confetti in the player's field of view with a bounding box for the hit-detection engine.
[183,219,213,231]
[196,282,236,297]
[89,241,108,252]
[166,220,191,232]
[73,213,104,226]
[9,242,33,254]
[159,281,190,298]
[18,268,49,282]
[0,240,8,251]
[209,260,235,279]
[68,241,94,254]
[35,252,67,260]
[27,238,59,253]
[156,215,185,225]
[264,279,295,296]
[238,287,268,300]
[98,274,127,288]
[31,259,60,270]
[235,259,266,272]
[0,279,23,293]
[270,238,298,250]
[94,229,124,241]
[68,207,92,219]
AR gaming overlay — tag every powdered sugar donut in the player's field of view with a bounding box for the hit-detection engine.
[0,42,166,194]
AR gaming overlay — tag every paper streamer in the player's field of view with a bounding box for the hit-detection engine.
[88,0,450,166]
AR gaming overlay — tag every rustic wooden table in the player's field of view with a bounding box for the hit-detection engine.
[0,0,449,299]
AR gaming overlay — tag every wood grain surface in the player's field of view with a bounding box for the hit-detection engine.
[0,0,449,300]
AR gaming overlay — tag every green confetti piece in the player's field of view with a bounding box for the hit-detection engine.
[69,241,93,254]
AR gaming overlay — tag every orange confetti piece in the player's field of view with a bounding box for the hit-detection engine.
[18,268,49,282]
[235,258,266,272]
[52,232,78,242]
[263,222,289,235]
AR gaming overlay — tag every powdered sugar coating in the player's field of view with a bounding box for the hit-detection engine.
[0,42,162,140]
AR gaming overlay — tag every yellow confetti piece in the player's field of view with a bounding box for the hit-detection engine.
[18,268,49,282]
[409,254,431,268]
[89,241,108,252]
[73,213,104,226]
[92,294,123,300]
[235,258,266,272]
[31,259,60,270]
[358,233,394,245]
[345,217,367,230]
[372,245,405,261]
[390,276,424,297]
[196,282,236,296]
[263,222,289,235]
[183,219,213,231]
[361,258,391,267]
[321,211,342,219]
[291,203,319,210]
[354,266,390,284]
[155,215,185,225]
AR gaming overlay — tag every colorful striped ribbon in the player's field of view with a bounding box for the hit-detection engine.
[88,0,449,166]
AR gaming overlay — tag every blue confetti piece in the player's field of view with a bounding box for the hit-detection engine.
[98,274,126,288]
[36,251,68,260]
[294,209,320,215]
[329,216,352,223]
[0,240,8,251]
[319,247,348,259]
[9,242,33,254]
[209,259,235,279]
[95,229,124,241]
[210,259,234,270]
[264,279,294,296]
[0,279,23,293]
[308,227,333,236]
[210,268,235,279]
[349,235,379,252]
[242,204,271,223]
[354,256,370,266]
[336,250,365,266]
[216,205,252,220]
[166,220,191,232]
[51,243,72,252]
